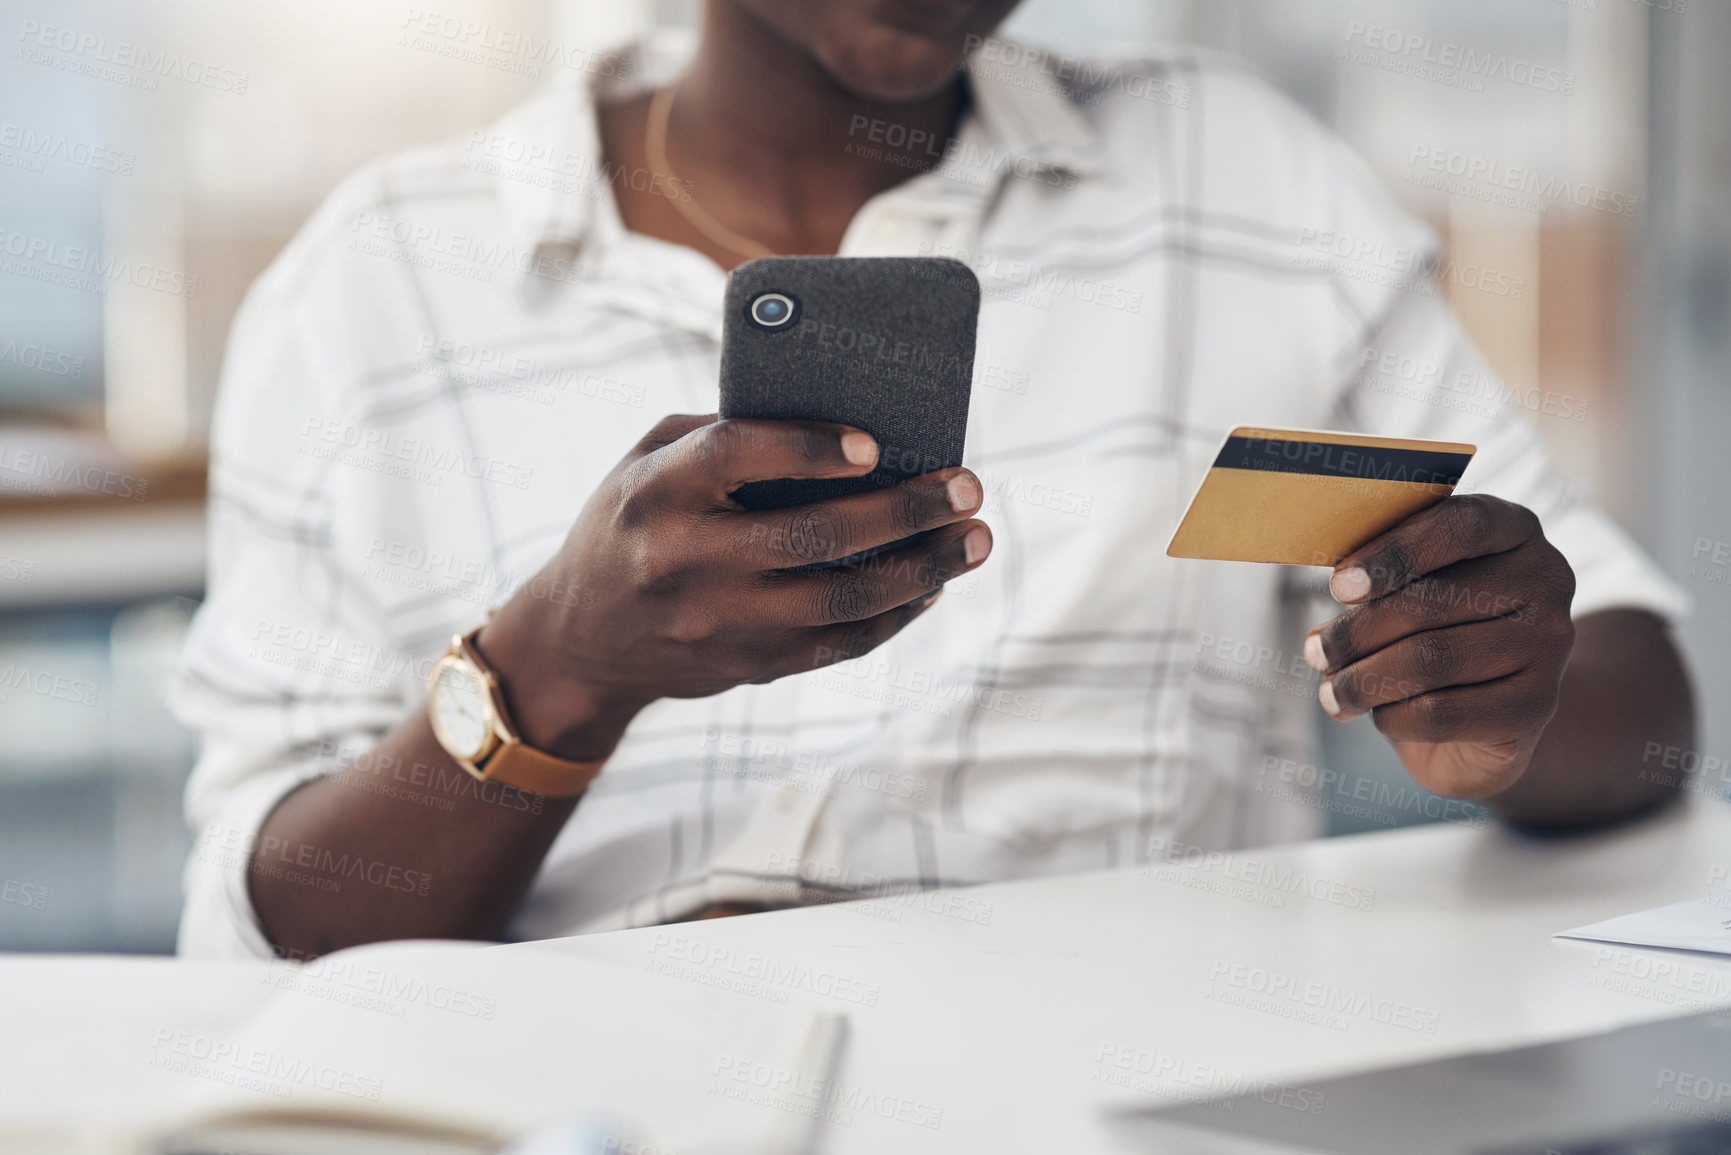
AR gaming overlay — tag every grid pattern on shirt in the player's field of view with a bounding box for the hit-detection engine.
[172,39,1688,957]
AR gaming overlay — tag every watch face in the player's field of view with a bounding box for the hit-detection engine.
[429,660,491,761]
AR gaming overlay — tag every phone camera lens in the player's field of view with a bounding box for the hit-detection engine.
[748,292,797,329]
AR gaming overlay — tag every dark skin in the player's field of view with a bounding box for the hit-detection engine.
[1303,496,1694,826]
[601,0,1009,264]
[249,0,1695,958]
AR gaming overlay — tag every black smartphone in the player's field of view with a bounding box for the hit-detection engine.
[718,257,981,542]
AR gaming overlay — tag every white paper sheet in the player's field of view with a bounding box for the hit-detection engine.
[1556,898,1731,955]
[138,939,819,1154]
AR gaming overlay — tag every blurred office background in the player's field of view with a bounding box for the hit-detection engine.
[1,0,1726,952]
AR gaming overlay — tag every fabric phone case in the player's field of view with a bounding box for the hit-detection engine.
[718,256,980,518]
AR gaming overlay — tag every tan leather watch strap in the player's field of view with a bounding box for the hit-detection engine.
[480,741,603,799]
[457,629,606,799]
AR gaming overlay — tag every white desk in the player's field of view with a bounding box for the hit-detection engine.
[3,801,1729,1154]
[518,799,1731,1152]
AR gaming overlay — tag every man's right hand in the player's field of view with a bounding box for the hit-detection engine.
[478,413,993,763]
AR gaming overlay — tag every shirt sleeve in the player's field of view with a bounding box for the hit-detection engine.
[1329,235,1688,627]
[171,248,411,961]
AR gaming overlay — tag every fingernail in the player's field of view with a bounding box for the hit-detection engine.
[963,527,991,566]
[1330,567,1371,604]
[946,472,981,512]
[914,589,944,609]
[1303,633,1328,673]
[840,432,877,466]
[1319,680,1342,719]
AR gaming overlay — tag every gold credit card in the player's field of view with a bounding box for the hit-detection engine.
[1166,426,1477,566]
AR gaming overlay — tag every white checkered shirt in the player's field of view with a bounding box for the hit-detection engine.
[174,35,1686,958]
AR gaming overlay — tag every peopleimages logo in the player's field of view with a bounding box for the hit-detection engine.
[149,1030,383,1101]
[1207,960,1442,1034]
[1256,757,1487,829]
[15,19,249,94]
[1406,145,1640,219]
[699,729,929,803]
[346,211,588,287]
[843,113,1079,188]
[961,35,1191,109]
[1292,228,1529,301]
[0,122,134,175]
[0,339,85,378]
[0,226,199,298]
[0,879,48,911]
[0,442,128,504]
[1342,21,1574,95]
[1144,832,1380,912]
[1688,538,1731,592]
[647,932,883,1007]
[414,334,647,409]
[918,240,1144,314]
[710,1054,945,1130]
[399,9,630,79]
[199,823,433,897]
[299,415,535,490]
[1092,1044,1327,1115]
[264,951,498,1020]
[0,664,99,707]
[787,316,971,381]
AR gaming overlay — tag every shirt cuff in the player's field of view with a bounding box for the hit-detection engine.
[177,765,326,961]
[1546,504,1692,624]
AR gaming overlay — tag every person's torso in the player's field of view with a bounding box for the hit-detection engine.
[286,41,1376,935]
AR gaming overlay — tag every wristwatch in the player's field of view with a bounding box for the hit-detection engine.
[426,628,605,798]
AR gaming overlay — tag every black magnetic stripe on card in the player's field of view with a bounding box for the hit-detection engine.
[1212,436,1471,487]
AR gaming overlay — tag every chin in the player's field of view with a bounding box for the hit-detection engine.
[729,0,1020,106]
[816,24,980,103]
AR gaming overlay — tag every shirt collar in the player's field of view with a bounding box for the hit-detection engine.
[489,31,1107,257]
[487,33,690,264]
[959,40,1108,183]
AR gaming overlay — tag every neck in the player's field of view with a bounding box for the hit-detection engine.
[668,3,964,248]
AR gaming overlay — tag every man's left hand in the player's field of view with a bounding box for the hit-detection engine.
[1305,494,1577,799]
